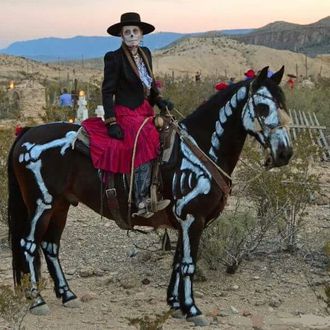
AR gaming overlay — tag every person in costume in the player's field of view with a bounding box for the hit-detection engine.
[102,12,173,217]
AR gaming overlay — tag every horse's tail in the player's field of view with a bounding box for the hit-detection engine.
[7,127,41,286]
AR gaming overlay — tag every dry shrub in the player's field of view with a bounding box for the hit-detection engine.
[0,127,15,224]
[201,132,321,272]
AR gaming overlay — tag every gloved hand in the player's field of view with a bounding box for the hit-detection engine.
[157,98,174,112]
[107,123,124,140]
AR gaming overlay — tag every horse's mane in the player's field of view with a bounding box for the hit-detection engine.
[182,77,287,128]
[181,80,250,129]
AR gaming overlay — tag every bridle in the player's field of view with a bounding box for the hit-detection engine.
[244,83,287,149]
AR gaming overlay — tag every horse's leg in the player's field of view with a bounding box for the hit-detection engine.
[177,214,209,326]
[20,201,53,315]
[41,202,80,308]
[167,232,184,318]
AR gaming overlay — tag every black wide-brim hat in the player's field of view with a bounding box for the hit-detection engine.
[107,12,155,36]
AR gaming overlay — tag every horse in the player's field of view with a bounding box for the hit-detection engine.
[7,66,293,326]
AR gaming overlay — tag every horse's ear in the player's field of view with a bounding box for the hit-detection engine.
[271,66,285,85]
[253,66,269,88]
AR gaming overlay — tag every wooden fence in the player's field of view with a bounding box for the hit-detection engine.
[289,109,330,161]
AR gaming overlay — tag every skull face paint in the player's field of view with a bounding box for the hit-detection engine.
[121,25,142,47]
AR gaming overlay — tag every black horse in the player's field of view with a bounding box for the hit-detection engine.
[7,66,292,326]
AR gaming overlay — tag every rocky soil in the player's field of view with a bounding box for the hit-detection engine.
[0,165,329,330]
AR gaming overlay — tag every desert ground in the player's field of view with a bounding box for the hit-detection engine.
[0,163,329,330]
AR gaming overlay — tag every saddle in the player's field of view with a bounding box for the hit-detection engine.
[73,116,177,229]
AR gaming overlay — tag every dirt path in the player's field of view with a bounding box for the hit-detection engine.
[1,166,329,329]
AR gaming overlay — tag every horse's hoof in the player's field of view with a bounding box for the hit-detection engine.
[186,315,209,326]
[170,308,185,319]
[64,298,81,308]
[30,303,50,315]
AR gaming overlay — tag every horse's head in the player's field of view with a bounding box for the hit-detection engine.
[242,66,293,168]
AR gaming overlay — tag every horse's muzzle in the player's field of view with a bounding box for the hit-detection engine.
[265,144,293,169]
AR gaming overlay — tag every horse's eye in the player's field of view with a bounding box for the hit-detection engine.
[255,104,269,118]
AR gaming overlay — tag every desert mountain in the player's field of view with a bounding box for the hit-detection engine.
[152,36,330,79]
[1,35,330,88]
[0,30,252,62]
[0,54,102,84]
[231,16,330,57]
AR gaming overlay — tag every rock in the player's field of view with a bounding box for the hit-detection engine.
[251,314,264,330]
[79,266,95,278]
[254,300,266,306]
[242,310,252,317]
[119,275,140,289]
[94,268,104,277]
[269,296,282,308]
[230,306,239,314]
[102,274,117,285]
[231,284,239,291]
[66,268,76,275]
[80,292,97,302]
[194,290,204,298]
[141,278,150,285]
[218,310,231,317]
[127,247,138,258]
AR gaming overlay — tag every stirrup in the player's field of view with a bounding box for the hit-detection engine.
[132,208,154,218]
[152,199,171,212]
[132,198,170,218]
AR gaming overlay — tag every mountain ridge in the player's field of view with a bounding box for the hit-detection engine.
[0,29,252,62]
[232,16,330,56]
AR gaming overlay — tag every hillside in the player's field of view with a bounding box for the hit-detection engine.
[1,35,330,90]
[231,17,330,57]
[0,31,252,62]
[153,36,330,79]
[0,54,102,84]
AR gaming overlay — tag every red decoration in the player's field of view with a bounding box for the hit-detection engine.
[215,82,228,91]
[244,69,256,79]
[15,125,23,136]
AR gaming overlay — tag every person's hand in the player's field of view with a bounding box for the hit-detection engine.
[107,123,124,140]
[157,99,174,112]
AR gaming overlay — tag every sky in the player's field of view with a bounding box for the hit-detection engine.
[0,0,329,48]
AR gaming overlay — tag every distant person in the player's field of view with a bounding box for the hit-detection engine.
[228,77,236,85]
[195,71,201,82]
[59,88,73,107]
[244,69,256,80]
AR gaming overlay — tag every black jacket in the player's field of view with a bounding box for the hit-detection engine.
[102,45,161,120]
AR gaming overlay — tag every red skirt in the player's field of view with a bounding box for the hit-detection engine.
[82,101,160,173]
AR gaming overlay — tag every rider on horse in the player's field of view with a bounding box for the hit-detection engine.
[102,12,173,217]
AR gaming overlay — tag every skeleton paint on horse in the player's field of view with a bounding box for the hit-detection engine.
[7,66,292,326]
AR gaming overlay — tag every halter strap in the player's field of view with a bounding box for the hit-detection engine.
[169,118,231,197]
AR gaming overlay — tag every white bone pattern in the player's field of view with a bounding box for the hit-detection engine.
[171,127,212,316]
[209,86,247,161]
[18,131,78,291]
[241,86,290,147]
[41,241,76,300]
